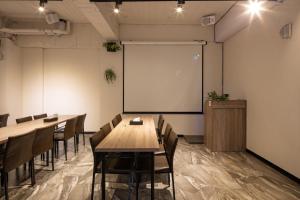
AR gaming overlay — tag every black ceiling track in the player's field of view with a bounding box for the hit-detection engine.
[91,0,277,2]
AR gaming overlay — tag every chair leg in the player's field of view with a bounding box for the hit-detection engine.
[46,151,49,166]
[51,147,55,171]
[4,172,8,200]
[30,159,36,186]
[82,131,85,146]
[171,172,175,200]
[73,136,77,154]
[91,167,95,200]
[167,173,170,187]
[64,140,68,161]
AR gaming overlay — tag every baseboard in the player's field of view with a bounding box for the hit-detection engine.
[177,134,184,137]
[246,149,300,184]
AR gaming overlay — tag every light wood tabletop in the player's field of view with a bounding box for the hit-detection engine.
[0,115,77,144]
[96,116,160,152]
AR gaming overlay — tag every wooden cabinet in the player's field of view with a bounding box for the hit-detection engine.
[204,100,246,152]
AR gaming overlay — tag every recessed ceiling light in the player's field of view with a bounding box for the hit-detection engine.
[246,0,264,16]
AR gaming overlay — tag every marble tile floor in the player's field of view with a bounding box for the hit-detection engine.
[1,136,300,200]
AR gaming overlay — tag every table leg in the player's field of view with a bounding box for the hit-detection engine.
[102,153,106,200]
[150,152,154,200]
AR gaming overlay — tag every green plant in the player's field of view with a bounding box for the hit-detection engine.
[104,68,117,83]
[103,41,121,52]
[208,91,229,101]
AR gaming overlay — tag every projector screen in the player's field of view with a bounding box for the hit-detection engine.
[123,43,203,113]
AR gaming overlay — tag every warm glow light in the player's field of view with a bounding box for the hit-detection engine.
[113,7,120,14]
[246,0,264,16]
[38,6,45,13]
[176,4,183,13]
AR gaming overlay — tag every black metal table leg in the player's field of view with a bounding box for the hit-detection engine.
[150,152,154,200]
[102,153,106,200]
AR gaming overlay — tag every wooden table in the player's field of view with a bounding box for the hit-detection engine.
[95,116,159,200]
[0,115,77,144]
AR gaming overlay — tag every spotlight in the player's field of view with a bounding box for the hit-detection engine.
[246,0,264,16]
[176,0,185,13]
[113,0,122,14]
[38,0,47,13]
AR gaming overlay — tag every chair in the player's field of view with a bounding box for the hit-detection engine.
[156,115,165,144]
[0,114,9,128]
[89,130,134,200]
[112,114,122,128]
[155,123,172,155]
[33,125,56,171]
[16,116,33,124]
[137,130,178,200]
[75,114,87,151]
[0,130,36,200]
[54,117,78,161]
[100,123,112,137]
[33,113,47,120]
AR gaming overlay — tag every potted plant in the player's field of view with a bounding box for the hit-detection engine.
[103,41,121,52]
[104,68,117,83]
[208,91,229,101]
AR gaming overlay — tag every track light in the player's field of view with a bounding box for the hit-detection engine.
[246,0,264,16]
[176,0,185,13]
[38,0,47,13]
[113,0,122,14]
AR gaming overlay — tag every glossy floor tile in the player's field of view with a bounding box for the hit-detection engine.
[1,136,300,200]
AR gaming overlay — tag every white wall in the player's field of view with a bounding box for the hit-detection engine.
[0,39,22,125]
[224,0,300,177]
[120,24,222,135]
[19,24,122,131]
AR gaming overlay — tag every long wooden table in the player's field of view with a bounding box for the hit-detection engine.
[0,115,77,144]
[95,116,159,200]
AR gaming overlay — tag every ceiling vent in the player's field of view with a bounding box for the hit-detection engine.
[201,14,216,27]
[45,12,60,25]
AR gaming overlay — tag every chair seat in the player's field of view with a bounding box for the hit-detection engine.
[138,154,170,173]
[154,143,165,155]
[54,132,65,140]
[95,156,134,174]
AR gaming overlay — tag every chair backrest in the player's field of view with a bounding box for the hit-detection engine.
[116,114,122,122]
[63,117,78,140]
[157,116,165,135]
[33,125,55,156]
[33,113,48,120]
[165,130,178,170]
[163,123,172,145]
[89,130,106,164]
[158,114,163,127]
[3,130,36,172]
[112,116,120,128]
[16,116,33,124]
[0,113,9,128]
[76,114,87,134]
[101,123,112,137]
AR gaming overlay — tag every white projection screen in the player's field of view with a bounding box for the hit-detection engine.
[123,42,203,113]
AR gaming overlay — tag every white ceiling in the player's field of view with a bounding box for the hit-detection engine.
[96,1,236,25]
[0,0,88,23]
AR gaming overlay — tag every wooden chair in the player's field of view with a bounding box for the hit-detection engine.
[0,130,36,200]
[75,114,87,151]
[111,114,122,128]
[89,130,134,200]
[33,113,47,120]
[155,123,172,155]
[137,130,178,200]
[33,125,56,171]
[54,117,78,160]
[16,116,33,124]
[0,114,9,128]
[100,123,112,137]
[156,115,165,144]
